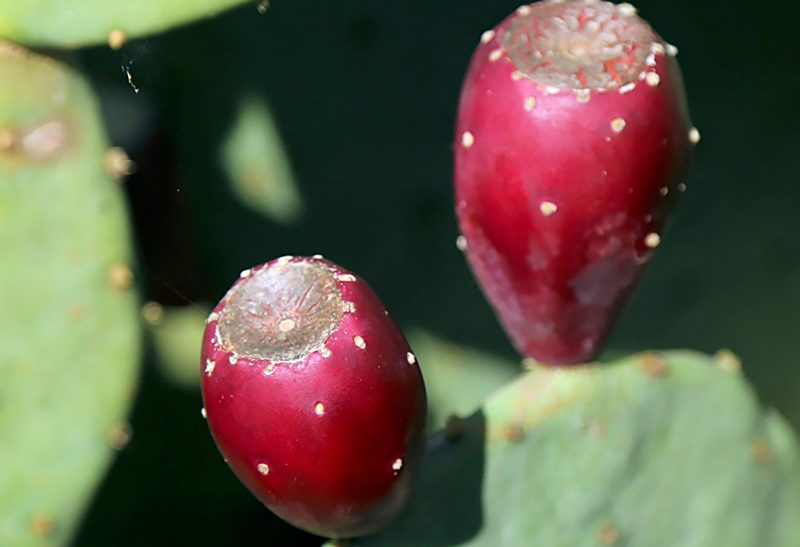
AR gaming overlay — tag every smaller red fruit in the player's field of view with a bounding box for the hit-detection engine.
[201,256,427,538]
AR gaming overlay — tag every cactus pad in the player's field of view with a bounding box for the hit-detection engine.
[221,93,303,224]
[146,303,210,389]
[0,42,140,546]
[351,351,800,546]
[406,330,519,432]
[0,0,251,47]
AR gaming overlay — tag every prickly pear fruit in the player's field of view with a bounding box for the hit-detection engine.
[454,0,696,364]
[201,256,427,538]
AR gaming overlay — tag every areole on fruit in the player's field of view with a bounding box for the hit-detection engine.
[216,260,344,363]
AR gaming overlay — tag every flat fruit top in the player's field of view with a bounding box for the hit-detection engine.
[503,1,658,90]
[217,261,344,362]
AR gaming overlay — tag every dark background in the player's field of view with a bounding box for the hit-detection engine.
[73,1,800,544]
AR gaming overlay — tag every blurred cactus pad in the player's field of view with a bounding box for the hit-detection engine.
[347,351,800,547]
[0,43,140,546]
[0,0,251,47]
[145,303,210,389]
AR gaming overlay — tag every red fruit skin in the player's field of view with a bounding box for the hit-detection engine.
[455,2,694,364]
[201,256,427,538]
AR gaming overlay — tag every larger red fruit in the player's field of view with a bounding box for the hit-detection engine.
[455,0,696,364]
[201,256,427,538]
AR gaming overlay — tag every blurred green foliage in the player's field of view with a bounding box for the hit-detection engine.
[221,92,303,224]
[0,0,250,46]
[0,44,140,546]
[146,303,211,388]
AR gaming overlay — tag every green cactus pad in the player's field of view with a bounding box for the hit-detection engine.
[349,351,800,547]
[146,303,210,389]
[0,42,140,546]
[0,0,252,48]
[406,330,519,432]
[221,93,303,224]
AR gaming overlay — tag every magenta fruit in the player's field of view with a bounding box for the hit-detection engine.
[201,256,427,538]
[454,0,696,364]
